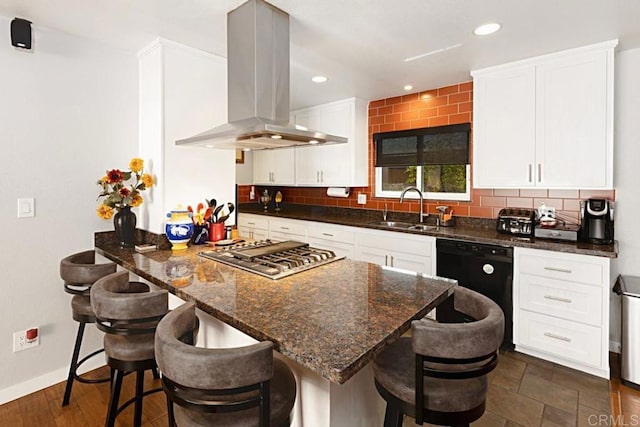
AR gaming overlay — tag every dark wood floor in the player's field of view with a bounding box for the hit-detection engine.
[1,354,639,426]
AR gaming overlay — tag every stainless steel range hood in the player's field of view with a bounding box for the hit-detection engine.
[176,0,347,150]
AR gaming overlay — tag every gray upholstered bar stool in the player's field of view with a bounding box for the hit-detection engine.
[373,286,504,427]
[91,270,168,427]
[155,302,297,427]
[59,249,117,407]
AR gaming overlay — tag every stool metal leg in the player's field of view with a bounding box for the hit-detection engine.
[106,369,124,427]
[134,370,145,427]
[62,322,86,406]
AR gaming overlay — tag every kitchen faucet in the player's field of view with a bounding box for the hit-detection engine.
[399,186,428,223]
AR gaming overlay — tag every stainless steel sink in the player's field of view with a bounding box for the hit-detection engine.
[367,221,414,229]
[408,224,438,232]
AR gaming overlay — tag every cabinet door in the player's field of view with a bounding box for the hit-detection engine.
[253,150,274,185]
[355,246,390,266]
[389,252,432,275]
[308,237,354,259]
[253,149,295,185]
[473,65,537,188]
[293,109,323,185]
[536,50,610,188]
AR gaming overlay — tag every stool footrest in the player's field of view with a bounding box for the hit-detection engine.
[73,348,111,384]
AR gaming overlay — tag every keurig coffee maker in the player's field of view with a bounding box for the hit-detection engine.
[580,198,614,244]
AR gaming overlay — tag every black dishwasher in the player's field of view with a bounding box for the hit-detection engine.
[436,239,513,348]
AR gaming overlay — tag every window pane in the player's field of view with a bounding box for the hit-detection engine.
[381,167,416,191]
[422,132,469,165]
[423,165,467,193]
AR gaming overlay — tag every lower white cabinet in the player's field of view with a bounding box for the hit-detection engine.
[268,218,308,242]
[513,247,611,378]
[307,223,356,259]
[237,214,269,241]
[355,229,435,275]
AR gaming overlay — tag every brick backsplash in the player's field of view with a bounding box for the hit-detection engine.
[239,81,615,221]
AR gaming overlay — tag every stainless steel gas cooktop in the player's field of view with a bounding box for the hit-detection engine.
[199,240,344,280]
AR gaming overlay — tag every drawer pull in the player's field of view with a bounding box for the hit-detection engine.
[247,222,255,225]
[543,295,572,303]
[280,226,289,230]
[322,233,334,237]
[543,266,572,274]
[544,332,572,342]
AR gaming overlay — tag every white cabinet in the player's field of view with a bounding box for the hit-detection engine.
[268,218,308,242]
[355,229,435,275]
[472,40,617,189]
[513,247,611,378]
[307,223,356,259]
[253,148,295,185]
[292,98,368,187]
[237,214,269,241]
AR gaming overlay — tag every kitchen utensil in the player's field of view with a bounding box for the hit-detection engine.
[207,198,217,208]
[212,205,224,222]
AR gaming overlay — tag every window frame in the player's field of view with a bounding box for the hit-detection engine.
[374,164,471,201]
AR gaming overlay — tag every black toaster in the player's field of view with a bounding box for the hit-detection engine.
[496,208,537,237]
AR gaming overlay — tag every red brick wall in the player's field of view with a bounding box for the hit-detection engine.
[238,81,614,221]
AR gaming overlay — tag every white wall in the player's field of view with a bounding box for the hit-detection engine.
[611,48,640,347]
[138,39,235,233]
[0,17,138,402]
[236,150,254,185]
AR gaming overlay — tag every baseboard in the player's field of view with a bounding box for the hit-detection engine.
[0,356,106,405]
[610,340,622,354]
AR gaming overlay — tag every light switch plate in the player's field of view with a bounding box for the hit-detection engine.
[17,198,35,218]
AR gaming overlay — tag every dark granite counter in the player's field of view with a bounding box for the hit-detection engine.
[95,234,455,384]
[238,203,618,258]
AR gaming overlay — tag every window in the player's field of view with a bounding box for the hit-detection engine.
[374,124,471,201]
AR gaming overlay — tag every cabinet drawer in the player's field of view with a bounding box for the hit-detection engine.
[308,225,355,244]
[517,250,603,286]
[519,273,602,326]
[517,310,602,367]
[269,219,308,237]
[238,215,268,230]
[356,229,433,256]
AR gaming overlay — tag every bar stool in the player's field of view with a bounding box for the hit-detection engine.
[59,250,116,407]
[91,270,168,427]
[373,286,504,427]
[155,302,297,427]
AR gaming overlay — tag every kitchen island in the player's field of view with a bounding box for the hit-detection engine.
[95,234,456,426]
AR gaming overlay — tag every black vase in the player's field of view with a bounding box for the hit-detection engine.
[113,206,136,248]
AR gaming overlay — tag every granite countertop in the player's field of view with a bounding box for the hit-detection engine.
[238,203,618,258]
[95,235,455,384]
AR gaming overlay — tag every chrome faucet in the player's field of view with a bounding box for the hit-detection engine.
[399,186,428,223]
[382,203,388,221]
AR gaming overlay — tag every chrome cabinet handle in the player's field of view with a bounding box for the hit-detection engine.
[280,226,289,230]
[247,222,255,225]
[316,171,320,183]
[544,295,572,303]
[544,266,572,273]
[528,164,532,183]
[544,332,571,342]
[537,163,542,183]
[384,255,388,266]
[390,255,394,267]
[322,232,334,237]
[320,170,324,183]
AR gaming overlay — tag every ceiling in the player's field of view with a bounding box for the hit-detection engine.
[2,0,640,109]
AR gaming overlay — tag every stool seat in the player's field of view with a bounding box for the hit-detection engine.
[59,250,116,407]
[70,295,95,323]
[173,357,297,427]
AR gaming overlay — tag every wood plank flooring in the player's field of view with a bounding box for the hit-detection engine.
[1,353,639,426]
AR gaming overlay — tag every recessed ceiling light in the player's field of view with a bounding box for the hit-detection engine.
[271,134,282,139]
[242,148,251,151]
[473,22,501,36]
[309,140,319,145]
[311,75,328,83]
[404,85,413,91]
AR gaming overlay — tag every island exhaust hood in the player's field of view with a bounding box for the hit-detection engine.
[175,0,348,150]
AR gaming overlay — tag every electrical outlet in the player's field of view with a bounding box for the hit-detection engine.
[13,328,39,352]
[249,186,255,200]
[357,193,366,205]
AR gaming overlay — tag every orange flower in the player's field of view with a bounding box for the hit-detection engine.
[107,169,124,184]
[97,204,114,220]
[129,158,144,173]
[141,173,154,188]
[131,194,143,207]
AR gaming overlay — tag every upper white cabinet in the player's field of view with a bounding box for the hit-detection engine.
[292,97,369,187]
[253,148,296,185]
[472,40,617,189]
